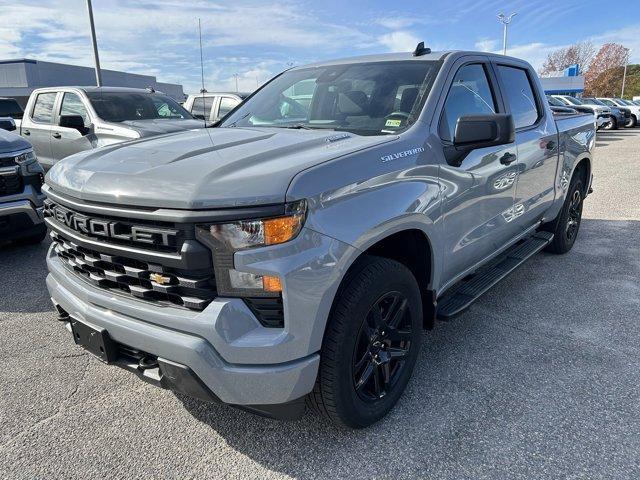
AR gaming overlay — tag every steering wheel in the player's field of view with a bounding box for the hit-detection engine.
[385,111,411,120]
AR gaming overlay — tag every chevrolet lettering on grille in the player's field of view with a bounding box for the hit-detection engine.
[44,201,178,247]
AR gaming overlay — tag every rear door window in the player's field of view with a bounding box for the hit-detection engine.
[32,92,57,123]
[497,66,540,129]
[439,64,497,142]
[192,96,215,120]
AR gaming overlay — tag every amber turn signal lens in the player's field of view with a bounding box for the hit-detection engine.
[263,275,282,292]
[264,215,303,246]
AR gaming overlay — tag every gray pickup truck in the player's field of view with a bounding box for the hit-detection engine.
[0,128,46,245]
[44,47,594,428]
[18,87,204,171]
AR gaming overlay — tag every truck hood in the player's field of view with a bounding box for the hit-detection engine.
[46,127,393,209]
[0,127,31,154]
[118,118,207,137]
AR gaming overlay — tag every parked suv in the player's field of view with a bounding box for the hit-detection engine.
[19,87,205,170]
[183,92,249,123]
[0,97,24,122]
[597,98,639,128]
[45,49,594,428]
[550,95,611,129]
[581,97,628,130]
[0,128,46,245]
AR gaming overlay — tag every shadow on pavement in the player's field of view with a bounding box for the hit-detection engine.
[178,219,640,479]
[0,238,52,314]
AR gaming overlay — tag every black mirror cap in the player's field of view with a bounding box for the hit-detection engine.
[454,114,515,146]
[59,115,89,134]
[0,118,16,131]
[444,114,514,167]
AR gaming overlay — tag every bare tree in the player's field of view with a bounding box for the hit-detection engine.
[539,41,596,76]
[584,43,630,97]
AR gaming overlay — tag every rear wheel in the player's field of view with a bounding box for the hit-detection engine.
[626,115,637,128]
[307,256,423,428]
[544,176,584,254]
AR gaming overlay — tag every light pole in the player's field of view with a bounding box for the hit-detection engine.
[497,12,517,56]
[86,0,102,86]
[233,73,239,92]
[621,48,630,98]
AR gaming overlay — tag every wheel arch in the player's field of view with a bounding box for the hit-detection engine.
[329,226,437,332]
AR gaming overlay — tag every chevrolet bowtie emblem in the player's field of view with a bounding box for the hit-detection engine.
[150,273,171,285]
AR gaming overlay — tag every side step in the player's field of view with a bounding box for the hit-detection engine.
[436,231,554,320]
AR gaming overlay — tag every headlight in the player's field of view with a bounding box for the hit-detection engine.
[15,150,37,164]
[196,200,307,297]
[205,200,306,250]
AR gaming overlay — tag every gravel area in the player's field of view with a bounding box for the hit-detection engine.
[1,129,639,479]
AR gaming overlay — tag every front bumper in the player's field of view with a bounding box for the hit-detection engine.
[46,226,356,409]
[0,190,45,241]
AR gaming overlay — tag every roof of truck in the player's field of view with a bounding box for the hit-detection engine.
[295,50,530,69]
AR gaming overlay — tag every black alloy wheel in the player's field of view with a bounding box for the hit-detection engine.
[565,188,583,243]
[352,291,413,402]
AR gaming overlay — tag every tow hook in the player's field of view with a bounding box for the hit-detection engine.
[138,356,159,371]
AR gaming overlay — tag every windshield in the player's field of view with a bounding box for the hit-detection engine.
[620,99,635,106]
[87,92,193,122]
[564,97,583,105]
[547,96,565,107]
[220,61,440,135]
[582,98,605,106]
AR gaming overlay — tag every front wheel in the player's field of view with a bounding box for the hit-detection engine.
[544,176,584,254]
[307,256,423,428]
[604,118,617,130]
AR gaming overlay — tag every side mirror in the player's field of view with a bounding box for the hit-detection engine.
[59,115,89,135]
[0,117,16,132]
[445,114,515,166]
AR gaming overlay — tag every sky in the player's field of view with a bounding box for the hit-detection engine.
[1,0,639,94]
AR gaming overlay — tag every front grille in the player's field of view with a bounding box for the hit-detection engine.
[597,113,610,119]
[52,232,217,310]
[0,155,17,168]
[0,171,22,196]
[43,199,190,254]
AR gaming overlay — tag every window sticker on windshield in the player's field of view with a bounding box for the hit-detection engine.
[385,119,402,128]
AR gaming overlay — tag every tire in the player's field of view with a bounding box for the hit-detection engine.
[14,226,47,246]
[307,256,423,428]
[626,115,637,128]
[544,176,584,254]
[604,118,617,130]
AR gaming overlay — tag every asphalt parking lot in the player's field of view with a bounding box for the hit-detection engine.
[1,129,639,480]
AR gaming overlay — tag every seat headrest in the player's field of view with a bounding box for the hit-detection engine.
[337,91,368,115]
[400,87,419,113]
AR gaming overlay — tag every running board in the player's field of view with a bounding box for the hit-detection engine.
[436,231,554,320]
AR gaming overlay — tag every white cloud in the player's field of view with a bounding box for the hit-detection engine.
[378,31,422,53]
[475,38,498,52]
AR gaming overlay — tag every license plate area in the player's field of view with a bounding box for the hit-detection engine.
[70,318,117,363]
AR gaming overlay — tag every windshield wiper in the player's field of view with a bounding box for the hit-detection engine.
[280,123,314,130]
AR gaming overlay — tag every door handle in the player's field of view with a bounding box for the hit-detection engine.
[52,132,61,139]
[500,152,517,165]
[23,129,30,135]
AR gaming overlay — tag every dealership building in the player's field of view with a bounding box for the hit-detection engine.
[0,58,185,107]
[539,64,585,97]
